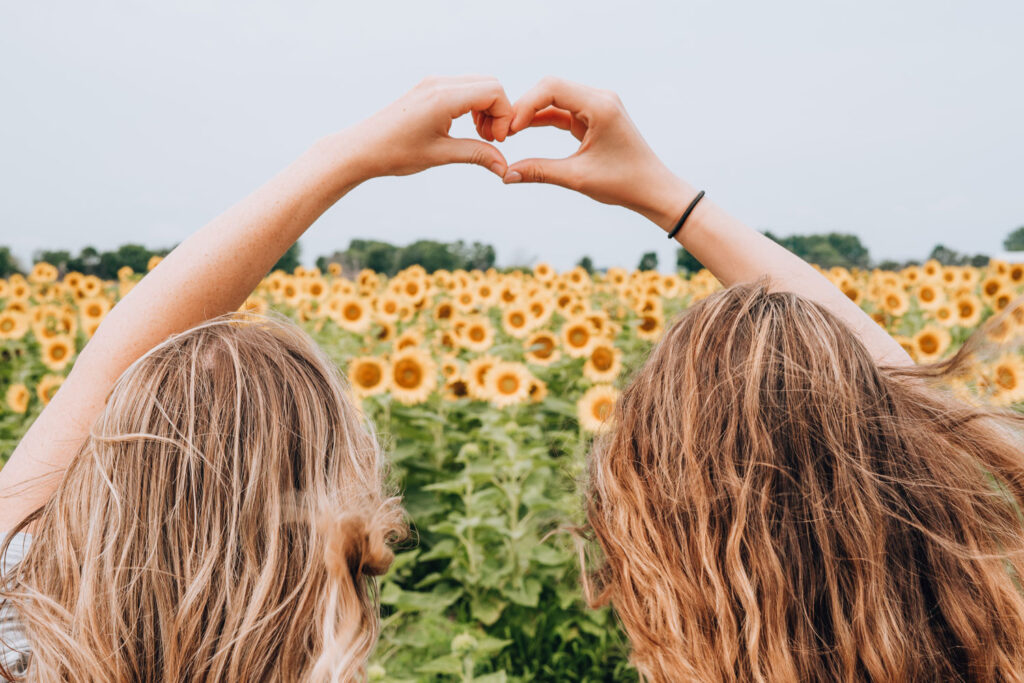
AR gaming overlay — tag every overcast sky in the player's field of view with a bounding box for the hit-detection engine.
[2,1,1022,272]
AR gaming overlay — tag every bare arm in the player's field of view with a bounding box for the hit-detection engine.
[0,75,515,531]
[499,77,912,367]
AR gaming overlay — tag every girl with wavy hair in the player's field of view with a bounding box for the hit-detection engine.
[0,75,518,682]
[499,77,1024,681]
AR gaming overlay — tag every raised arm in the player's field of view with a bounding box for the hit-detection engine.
[499,77,911,367]
[0,75,515,531]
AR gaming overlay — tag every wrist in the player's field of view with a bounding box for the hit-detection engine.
[632,169,698,232]
[306,131,375,198]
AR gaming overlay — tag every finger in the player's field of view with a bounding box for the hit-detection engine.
[503,156,578,188]
[508,77,595,135]
[443,138,509,178]
[482,115,495,142]
[441,81,513,142]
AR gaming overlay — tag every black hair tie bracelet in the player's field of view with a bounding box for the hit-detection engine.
[666,190,705,240]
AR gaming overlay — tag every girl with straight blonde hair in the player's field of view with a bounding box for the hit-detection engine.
[0,75,519,682]
[498,77,1024,681]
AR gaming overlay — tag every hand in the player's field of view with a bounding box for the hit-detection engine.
[340,75,513,182]
[501,77,697,231]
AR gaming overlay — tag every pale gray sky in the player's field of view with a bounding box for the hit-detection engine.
[2,1,1022,271]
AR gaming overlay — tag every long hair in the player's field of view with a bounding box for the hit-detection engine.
[585,281,1024,682]
[0,313,405,682]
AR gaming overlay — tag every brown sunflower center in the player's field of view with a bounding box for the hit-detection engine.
[393,359,423,389]
[356,364,382,388]
[343,304,362,321]
[592,398,613,421]
[997,367,1017,390]
[469,327,485,342]
[918,335,938,354]
[497,375,520,394]
[592,347,614,371]
[568,328,588,347]
[509,313,525,327]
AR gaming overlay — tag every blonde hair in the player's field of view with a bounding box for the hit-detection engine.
[586,282,1024,682]
[0,313,405,682]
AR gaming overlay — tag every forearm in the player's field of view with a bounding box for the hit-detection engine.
[0,133,365,526]
[646,175,911,366]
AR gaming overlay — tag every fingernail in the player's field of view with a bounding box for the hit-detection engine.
[504,170,522,184]
[489,162,505,177]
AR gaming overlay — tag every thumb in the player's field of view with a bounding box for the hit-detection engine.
[442,138,508,178]
[503,157,577,189]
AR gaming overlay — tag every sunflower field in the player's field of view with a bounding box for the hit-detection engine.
[3,256,1024,681]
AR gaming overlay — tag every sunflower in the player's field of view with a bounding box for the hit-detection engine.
[5,383,29,414]
[305,278,328,301]
[36,374,64,405]
[331,296,371,333]
[526,297,553,327]
[485,361,533,408]
[375,293,404,322]
[912,327,951,363]
[954,294,983,328]
[879,288,910,317]
[388,348,437,405]
[239,296,269,315]
[933,304,956,328]
[460,316,495,353]
[987,354,1024,406]
[501,307,532,339]
[41,335,76,371]
[443,377,470,401]
[980,276,1005,300]
[146,255,163,271]
[328,262,343,277]
[577,385,619,433]
[584,342,623,382]
[465,355,499,400]
[561,318,596,358]
[915,282,945,310]
[433,300,456,322]
[0,311,29,340]
[80,297,112,324]
[395,328,425,351]
[372,321,397,344]
[528,377,548,403]
[348,356,389,398]
[441,357,460,380]
[893,335,916,360]
[533,262,555,283]
[636,313,665,342]
[29,262,58,284]
[117,265,134,281]
[523,331,561,366]
[453,288,479,314]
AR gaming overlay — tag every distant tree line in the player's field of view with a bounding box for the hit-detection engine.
[316,239,495,276]
[2,225,1022,279]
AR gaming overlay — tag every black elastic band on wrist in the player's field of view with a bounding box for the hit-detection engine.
[666,190,705,240]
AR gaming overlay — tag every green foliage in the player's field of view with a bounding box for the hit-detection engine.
[576,256,594,274]
[927,244,989,267]
[0,247,22,277]
[636,252,658,271]
[273,242,302,274]
[763,231,870,269]
[676,247,701,273]
[306,306,645,682]
[27,244,171,279]
[319,239,497,276]
[1005,226,1024,252]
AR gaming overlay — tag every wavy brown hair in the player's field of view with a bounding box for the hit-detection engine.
[0,314,405,682]
[585,281,1024,682]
